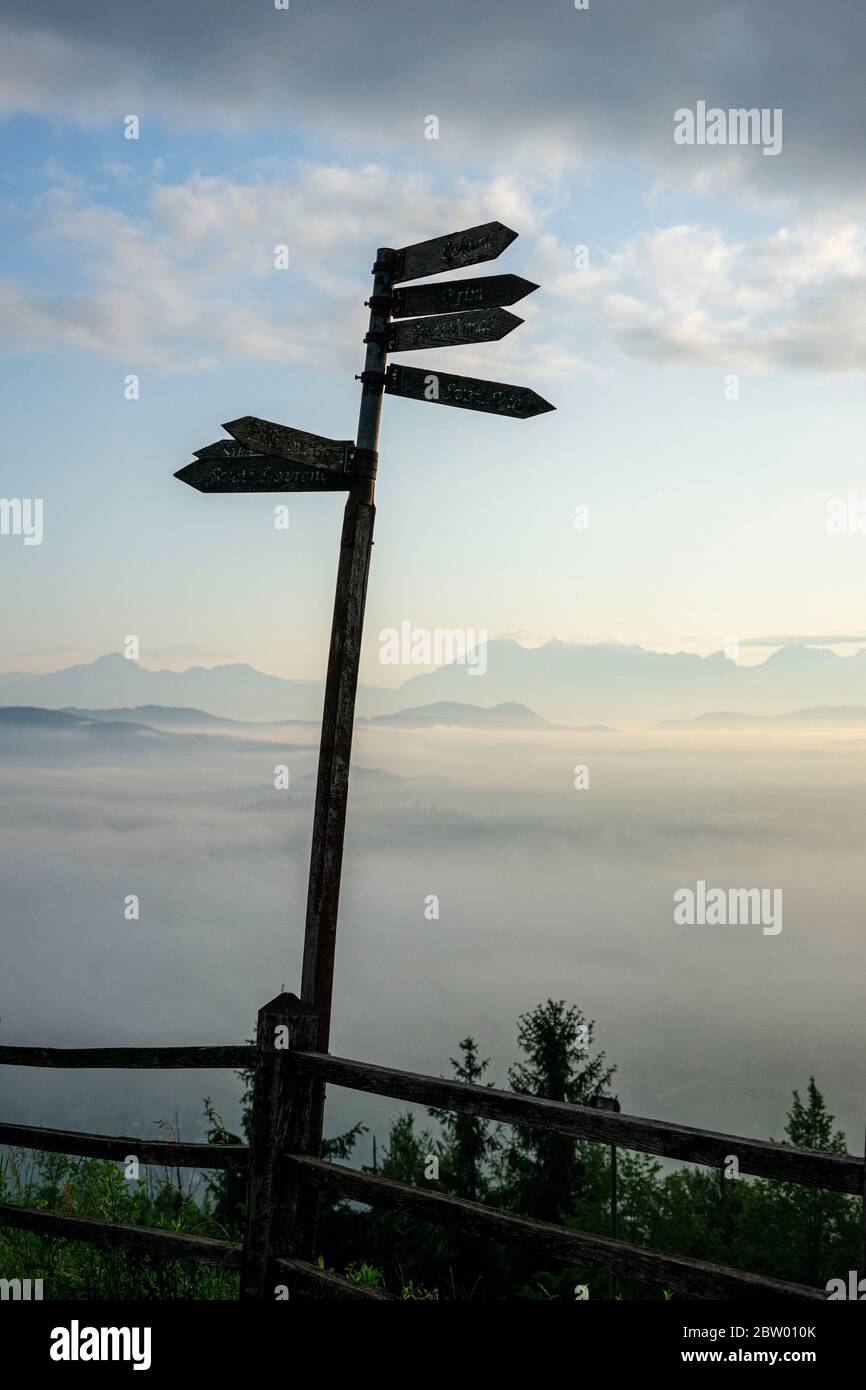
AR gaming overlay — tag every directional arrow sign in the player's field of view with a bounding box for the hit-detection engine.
[388,307,522,353]
[385,364,554,419]
[391,274,538,320]
[175,457,352,493]
[392,221,517,283]
[223,417,353,473]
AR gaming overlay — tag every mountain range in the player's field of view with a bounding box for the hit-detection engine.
[1,643,865,725]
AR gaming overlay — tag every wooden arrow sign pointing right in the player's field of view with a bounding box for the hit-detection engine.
[223,417,353,473]
[385,364,554,419]
[175,457,352,493]
[391,274,538,320]
[388,307,523,353]
[392,221,517,283]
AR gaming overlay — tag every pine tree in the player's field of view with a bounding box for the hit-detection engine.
[429,1037,497,1201]
[765,1078,855,1287]
[504,1000,616,1223]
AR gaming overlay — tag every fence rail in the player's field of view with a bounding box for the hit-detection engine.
[0,1045,254,1069]
[0,1121,248,1170]
[290,1049,863,1195]
[0,1201,241,1269]
[282,1153,824,1300]
[0,991,858,1301]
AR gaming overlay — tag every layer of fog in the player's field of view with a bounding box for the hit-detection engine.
[1,718,864,1167]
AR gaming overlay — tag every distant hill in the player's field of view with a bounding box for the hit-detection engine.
[63,705,245,730]
[364,640,866,725]
[660,706,866,730]
[3,641,866,725]
[0,706,308,758]
[0,705,165,741]
[0,653,323,722]
[367,701,546,728]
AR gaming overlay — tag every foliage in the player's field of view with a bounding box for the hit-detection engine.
[2,1006,858,1301]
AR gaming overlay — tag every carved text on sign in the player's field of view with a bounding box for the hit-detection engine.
[385,364,554,419]
[388,307,522,353]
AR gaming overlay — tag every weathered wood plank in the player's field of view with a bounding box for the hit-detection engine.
[392,221,517,283]
[391,274,538,320]
[385,363,554,418]
[282,1156,825,1301]
[0,1202,240,1268]
[176,458,352,493]
[222,418,353,473]
[387,307,522,353]
[0,1121,247,1170]
[0,1045,255,1069]
[273,1256,394,1300]
[289,1051,862,1195]
[241,993,318,1301]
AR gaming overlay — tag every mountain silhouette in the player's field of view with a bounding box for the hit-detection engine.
[2,642,866,725]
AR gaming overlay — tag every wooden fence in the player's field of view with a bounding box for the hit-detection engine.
[0,990,860,1301]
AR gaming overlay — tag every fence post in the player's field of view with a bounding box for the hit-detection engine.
[241,991,318,1301]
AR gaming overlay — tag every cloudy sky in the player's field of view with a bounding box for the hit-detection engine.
[2,0,866,682]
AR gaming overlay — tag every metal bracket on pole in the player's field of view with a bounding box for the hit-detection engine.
[348,447,379,480]
[355,369,387,389]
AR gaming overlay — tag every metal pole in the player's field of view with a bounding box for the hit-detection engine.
[301,247,395,1060]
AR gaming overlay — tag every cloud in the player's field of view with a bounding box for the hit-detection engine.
[1,1,866,206]
[739,633,866,648]
[4,159,866,377]
[544,218,866,373]
[0,164,550,371]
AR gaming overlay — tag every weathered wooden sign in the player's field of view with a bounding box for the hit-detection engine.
[391,274,538,320]
[392,221,517,283]
[385,363,554,419]
[175,457,352,493]
[223,417,353,473]
[387,307,522,353]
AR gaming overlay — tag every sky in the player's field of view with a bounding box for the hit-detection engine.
[2,0,866,685]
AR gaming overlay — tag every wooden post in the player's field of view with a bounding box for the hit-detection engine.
[241,992,317,1300]
[861,1119,866,1280]
[301,247,395,1064]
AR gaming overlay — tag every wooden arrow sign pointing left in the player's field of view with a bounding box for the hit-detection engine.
[223,417,354,473]
[175,457,352,493]
[387,306,523,353]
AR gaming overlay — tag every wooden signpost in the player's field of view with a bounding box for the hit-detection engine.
[391,273,537,320]
[175,459,352,493]
[385,363,555,418]
[387,306,523,353]
[174,219,554,1160]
